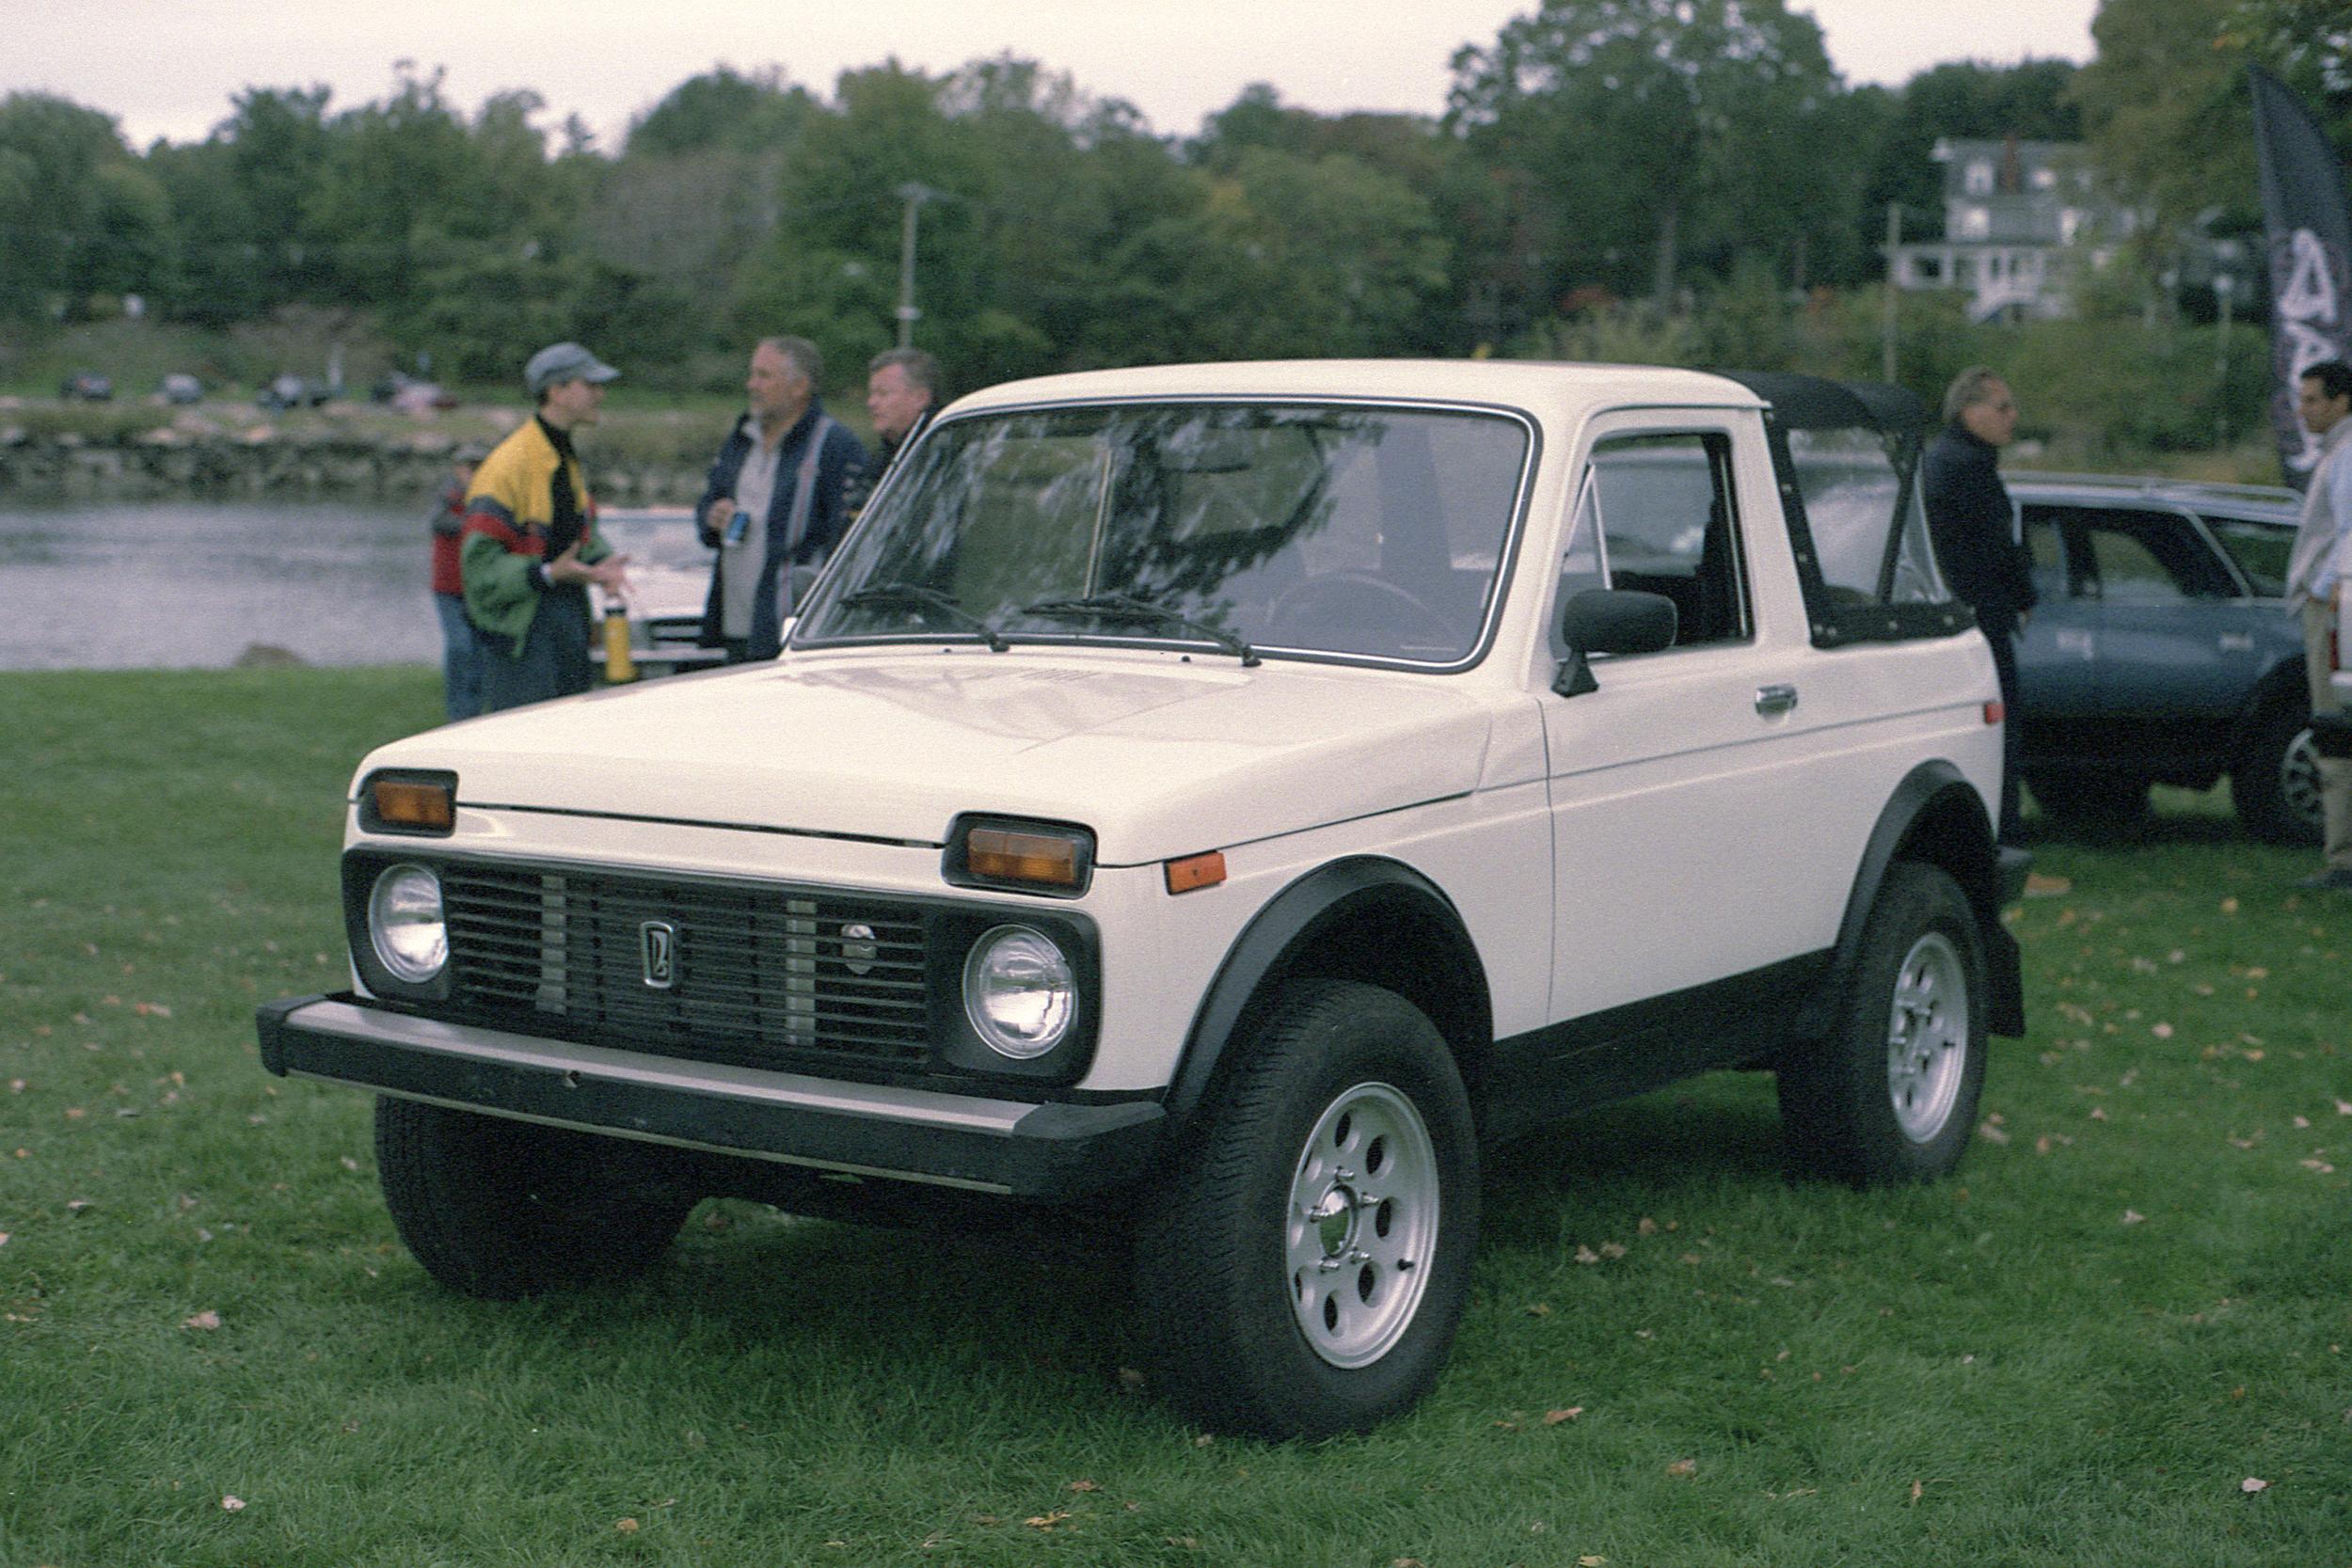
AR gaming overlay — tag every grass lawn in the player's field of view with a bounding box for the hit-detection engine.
[3,668,2347,1566]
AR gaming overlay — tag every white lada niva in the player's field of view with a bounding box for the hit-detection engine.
[261,360,2028,1438]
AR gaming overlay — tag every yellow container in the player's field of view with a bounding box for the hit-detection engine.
[600,604,637,683]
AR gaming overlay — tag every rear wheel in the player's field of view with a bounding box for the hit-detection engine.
[1780,863,1987,1186]
[2233,705,2322,846]
[375,1099,694,1299]
[1134,980,1478,1438]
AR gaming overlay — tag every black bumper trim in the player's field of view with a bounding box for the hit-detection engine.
[257,994,1163,1198]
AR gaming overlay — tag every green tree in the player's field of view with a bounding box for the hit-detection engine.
[1446,0,1849,326]
[0,93,167,318]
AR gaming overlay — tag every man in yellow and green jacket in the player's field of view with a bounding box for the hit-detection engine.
[460,341,633,713]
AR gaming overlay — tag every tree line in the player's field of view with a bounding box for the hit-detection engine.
[1,0,2344,401]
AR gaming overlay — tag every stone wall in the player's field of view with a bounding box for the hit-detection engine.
[0,427,705,504]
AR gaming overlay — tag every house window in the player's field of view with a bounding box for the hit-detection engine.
[1958,206,1991,239]
[1964,160,1994,196]
[2031,167,2057,190]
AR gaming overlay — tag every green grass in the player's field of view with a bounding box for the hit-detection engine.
[4,669,2348,1566]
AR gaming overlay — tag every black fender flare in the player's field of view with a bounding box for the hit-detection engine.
[1162,856,1491,1135]
[1793,760,2026,1041]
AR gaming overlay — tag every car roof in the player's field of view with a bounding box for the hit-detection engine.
[2007,470,2299,519]
[946,358,1772,425]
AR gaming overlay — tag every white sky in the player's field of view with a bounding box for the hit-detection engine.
[15,0,2101,151]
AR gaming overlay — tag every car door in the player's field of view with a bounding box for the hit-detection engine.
[2075,507,2263,761]
[1535,415,1851,1056]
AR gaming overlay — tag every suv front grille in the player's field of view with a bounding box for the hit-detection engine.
[440,863,933,1069]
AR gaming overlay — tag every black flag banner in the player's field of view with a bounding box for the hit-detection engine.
[2251,64,2352,490]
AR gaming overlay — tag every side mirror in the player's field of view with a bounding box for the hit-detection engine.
[1553,588,1677,697]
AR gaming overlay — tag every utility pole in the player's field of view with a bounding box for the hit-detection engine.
[895,182,936,349]
[1882,202,1901,385]
[2214,272,2235,449]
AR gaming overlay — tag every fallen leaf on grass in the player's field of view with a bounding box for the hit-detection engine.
[1574,1245,1600,1264]
[1025,1512,1070,1530]
[133,1002,171,1018]
[1524,1302,1552,1316]
[1067,1480,1101,1494]
[1579,1557,1609,1567]
[2337,1100,2352,1117]
[2024,872,2071,895]
[1978,1121,2010,1145]
[1544,1407,1583,1425]
[614,1518,640,1534]
[220,1497,246,1513]
[183,1310,221,1330]
[1909,1480,1924,1504]
[1666,1459,1696,1478]
[2240,1478,2269,1495]
[2122,1211,2146,1226]
[2300,1159,2336,1175]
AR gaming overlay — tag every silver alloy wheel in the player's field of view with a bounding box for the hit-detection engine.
[2281,726,2323,837]
[1885,930,1970,1144]
[1286,1080,1440,1370]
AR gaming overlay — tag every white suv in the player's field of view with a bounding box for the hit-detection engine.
[261,360,2028,1438]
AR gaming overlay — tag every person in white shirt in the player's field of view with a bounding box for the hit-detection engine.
[2283,359,2352,889]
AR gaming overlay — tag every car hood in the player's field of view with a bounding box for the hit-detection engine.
[365,650,1497,863]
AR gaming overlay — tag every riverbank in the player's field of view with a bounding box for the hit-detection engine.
[0,397,729,502]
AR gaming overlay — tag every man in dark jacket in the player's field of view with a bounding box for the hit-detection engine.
[1922,366,2035,842]
[843,347,940,519]
[696,336,867,662]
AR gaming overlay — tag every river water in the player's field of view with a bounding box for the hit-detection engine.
[0,500,706,671]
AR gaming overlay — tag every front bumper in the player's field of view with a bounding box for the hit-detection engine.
[257,994,1163,1198]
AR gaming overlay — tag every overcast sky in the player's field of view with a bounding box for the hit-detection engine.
[15,0,2101,151]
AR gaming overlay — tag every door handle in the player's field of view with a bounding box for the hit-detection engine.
[1755,683,1799,717]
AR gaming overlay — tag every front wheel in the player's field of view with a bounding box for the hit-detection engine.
[1779,863,1987,1186]
[1134,980,1478,1439]
[374,1099,694,1300]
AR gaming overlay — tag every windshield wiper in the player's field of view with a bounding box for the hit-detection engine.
[840,582,1009,652]
[1021,594,1260,667]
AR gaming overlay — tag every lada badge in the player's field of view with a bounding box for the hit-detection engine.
[639,921,677,990]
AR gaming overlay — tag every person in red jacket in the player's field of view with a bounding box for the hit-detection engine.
[429,442,489,721]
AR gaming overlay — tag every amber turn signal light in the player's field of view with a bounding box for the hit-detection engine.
[1165,851,1226,895]
[370,779,454,832]
[967,827,1083,889]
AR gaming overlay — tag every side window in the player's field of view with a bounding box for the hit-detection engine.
[2086,510,2233,601]
[2089,526,2187,603]
[1556,432,1748,653]
[1789,426,1946,607]
[2024,512,2069,598]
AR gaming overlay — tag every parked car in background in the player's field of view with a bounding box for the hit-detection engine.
[2009,473,2317,842]
[259,373,334,412]
[590,507,723,678]
[160,372,204,404]
[58,371,112,402]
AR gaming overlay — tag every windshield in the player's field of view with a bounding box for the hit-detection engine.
[795,402,1531,665]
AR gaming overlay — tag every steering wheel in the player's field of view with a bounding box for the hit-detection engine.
[1265,571,1457,656]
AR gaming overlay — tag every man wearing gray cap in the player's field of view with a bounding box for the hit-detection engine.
[461,341,633,711]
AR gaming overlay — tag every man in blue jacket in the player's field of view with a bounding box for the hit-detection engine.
[696,336,868,662]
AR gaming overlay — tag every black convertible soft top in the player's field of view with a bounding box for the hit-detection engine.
[1712,369,1969,647]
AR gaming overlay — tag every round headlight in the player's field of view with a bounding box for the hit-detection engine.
[961,925,1076,1060]
[368,863,447,985]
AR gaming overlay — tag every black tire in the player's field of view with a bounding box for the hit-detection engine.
[374,1098,693,1300]
[2233,705,2323,847]
[1133,980,1478,1439]
[2025,768,2149,833]
[1779,863,1987,1187]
